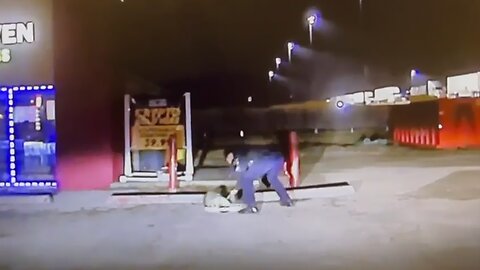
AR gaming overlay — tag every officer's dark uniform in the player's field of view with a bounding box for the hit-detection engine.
[228,149,293,213]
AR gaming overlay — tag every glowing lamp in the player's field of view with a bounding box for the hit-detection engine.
[336,100,345,109]
[268,70,275,81]
[287,42,295,51]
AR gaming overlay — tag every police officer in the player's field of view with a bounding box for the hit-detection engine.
[225,148,294,213]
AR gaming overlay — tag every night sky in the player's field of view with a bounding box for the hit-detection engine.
[81,0,480,108]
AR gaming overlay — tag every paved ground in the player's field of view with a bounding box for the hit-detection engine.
[0,145,479,270]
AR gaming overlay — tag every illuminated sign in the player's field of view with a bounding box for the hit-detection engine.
[0,48,11,63]
[0,22,35,63]
[131,106,185,150]
[0,22,35,44]
[134,107,182,126]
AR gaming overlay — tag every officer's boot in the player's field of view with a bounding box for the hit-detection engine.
[238,206,259,214]
[280,199,295,207]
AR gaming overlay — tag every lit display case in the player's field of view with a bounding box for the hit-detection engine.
[0,85,57,194]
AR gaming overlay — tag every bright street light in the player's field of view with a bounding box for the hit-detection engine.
[287,42,295,62]
[410,69,417,78]
[336,100,345,109]
[287,42,295,50]
[410,69,418,85]
[268,70,275,82]
[307,14,317,45]
[247,96,253,103]
[275,57,282,70]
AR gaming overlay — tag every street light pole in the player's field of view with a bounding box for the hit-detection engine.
[410,69,417,85]
[407,69,418,96]
[275,57,282,70]
[359,0,368,80]
[268,70,275,82]
[287,42,294,62]
[307,15,316,45]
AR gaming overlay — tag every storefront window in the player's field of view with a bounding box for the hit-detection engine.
[0,94,8,183]
[132,150,166,172]
[13,90,56,182]
[129,95,186,174]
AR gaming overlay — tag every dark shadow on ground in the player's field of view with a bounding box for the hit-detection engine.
[410,170,480,200]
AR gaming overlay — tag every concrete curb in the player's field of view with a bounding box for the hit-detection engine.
[0,191,112,213]
[109,182,355,206]
[0,194,52,205]
[107,193,205,206]
[111,180,260,191]
[0,182,355,212]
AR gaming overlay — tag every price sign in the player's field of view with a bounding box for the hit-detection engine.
[131,106,186,150]
[134,107,181,126]
[131,125,185,150]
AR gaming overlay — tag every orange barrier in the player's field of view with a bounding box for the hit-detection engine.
[437,98,480,149]
[414,129,420,145]
[420,129,426,145]
[393,127,438,148]
[390,98,480,149]
[409,130,414,144]
[394,129,400,142]
[401,129,407,144]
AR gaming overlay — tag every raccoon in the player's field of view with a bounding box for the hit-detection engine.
[203,185,232,208]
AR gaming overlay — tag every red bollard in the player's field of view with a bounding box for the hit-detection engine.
[425,129,431,146]
[420,129,426,145]
[414,129,420,145]
[288,131,300,187]
[400,129,406,144]
[168,135,178,192]
[409,129,415,144]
